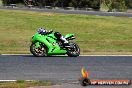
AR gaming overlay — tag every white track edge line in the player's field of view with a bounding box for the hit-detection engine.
[0,80,34,82]
[80,55,132,56]
[1,54,132,56]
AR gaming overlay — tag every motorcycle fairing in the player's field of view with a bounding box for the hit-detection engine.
[32,33,67,55]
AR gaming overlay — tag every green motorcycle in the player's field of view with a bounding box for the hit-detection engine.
[30,30,80,57]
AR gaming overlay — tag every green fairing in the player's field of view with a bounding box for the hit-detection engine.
[31,33,67,55]
[65,34,74,39]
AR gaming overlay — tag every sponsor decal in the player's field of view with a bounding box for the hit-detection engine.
[79,67,131,86]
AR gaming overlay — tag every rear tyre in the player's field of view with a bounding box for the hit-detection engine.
[67,43,80,57]
[30,43,47,57]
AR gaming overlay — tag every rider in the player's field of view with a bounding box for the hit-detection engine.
[37,28,69,46]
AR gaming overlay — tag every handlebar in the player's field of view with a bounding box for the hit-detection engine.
[47,30,53,34]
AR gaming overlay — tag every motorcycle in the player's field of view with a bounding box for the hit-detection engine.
[30,30,80,57]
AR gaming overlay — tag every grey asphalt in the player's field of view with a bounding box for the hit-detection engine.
[0,55,132,82]
[30,83,131,88]
[0,7,132,17]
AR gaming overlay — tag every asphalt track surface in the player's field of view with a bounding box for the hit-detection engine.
[0,7,132,17]
[0,55,132,82]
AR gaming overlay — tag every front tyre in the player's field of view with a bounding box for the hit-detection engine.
[67,43,80,57]
[30,43,47,57]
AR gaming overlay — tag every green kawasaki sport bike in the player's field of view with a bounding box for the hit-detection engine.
[30,30,80,57]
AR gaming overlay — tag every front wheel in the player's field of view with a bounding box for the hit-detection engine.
[30,43,47,57]
[67,43,80,57]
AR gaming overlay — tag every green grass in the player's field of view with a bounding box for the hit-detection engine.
[0,9,132,54]
[0,80,51,88]
[0,0,2,6]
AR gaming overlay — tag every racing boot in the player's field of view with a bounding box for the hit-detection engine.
[60,36,70,47]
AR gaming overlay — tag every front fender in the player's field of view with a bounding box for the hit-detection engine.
[35,42,40,48]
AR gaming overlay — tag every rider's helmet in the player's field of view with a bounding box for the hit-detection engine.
[37,28,46,35]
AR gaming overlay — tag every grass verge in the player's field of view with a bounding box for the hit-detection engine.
[0,80,51,88]
[0,9,132,54]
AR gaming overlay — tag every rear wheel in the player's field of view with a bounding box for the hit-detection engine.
[67,43,80,57]
[30,43,47,57]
